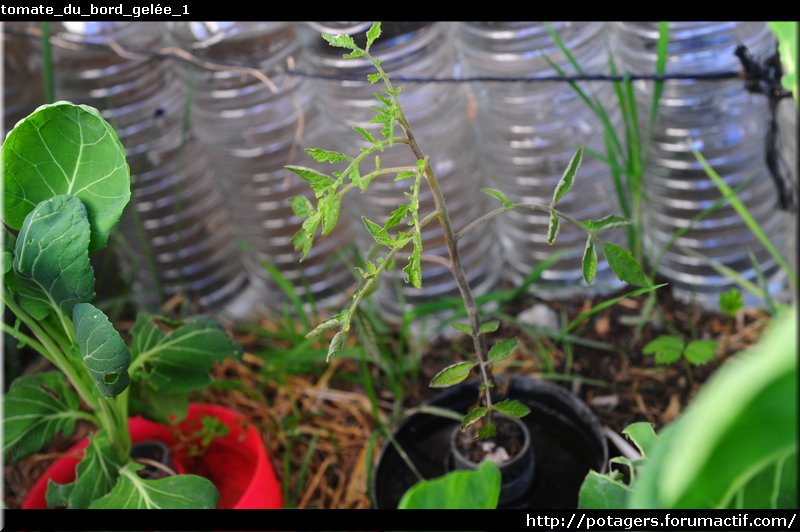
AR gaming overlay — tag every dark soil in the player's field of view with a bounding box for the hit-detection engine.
[454,416,525,464]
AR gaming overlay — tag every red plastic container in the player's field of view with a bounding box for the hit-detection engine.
[22,403,283,509]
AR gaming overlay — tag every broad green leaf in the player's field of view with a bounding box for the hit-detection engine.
[642,335,685,365]
[602,242,648,286]
[731,450,796,508]
[73,302,131,397]
[45,479,74,509]
[451,322,472,335]
[546,209,559,245]
[684,339,718,366]
[623,422,658,457]
[47,430,123,508]
[461,407,488,430]
[321,33,358,50]
[481,187,513,208]
[128,381,189,425]
[488,338,519,363]
[551,146,584,205]
[430,361,475,388]
[1,251,11,274]
[353,126,376,144]
[579,470,631,509]
[13,195,94,319]
[479,321,500,334]
[3,102,130,251]
[89,463,218,509]
[478,421,497,439]
[289,195,314,219]
[629,308,797,508]
[362,217,394,247]
[285,166,334,197]
[305,148,348,164]
[719,288,744,317]
[3,372,81,462]
[493,399,531,418]
[319,192,341,236]
[769,22,797,102]
[365,22,381,50]
[582,235,597,284]
[582,215,631,232]
[398,460,500,509]
[367,72,382,84]
[130,314,241,393]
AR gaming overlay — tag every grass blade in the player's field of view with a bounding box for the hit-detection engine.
[644,22,670,161]
[559,283,668,339]
[261,260,311,331]
[692,146,796,287]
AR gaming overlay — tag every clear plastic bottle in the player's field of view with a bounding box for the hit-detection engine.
[457,22,624,298]
[49,22,253,316]
[611,22,786,308]
[303,22,502,324]
[3,22,44,133]
[167,22,357,314]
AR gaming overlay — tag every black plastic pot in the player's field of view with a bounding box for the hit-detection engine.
[371,376,608,509]
[450,415,535,508]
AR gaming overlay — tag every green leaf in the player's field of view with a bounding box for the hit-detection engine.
[629,308,797,508]
[128,381,189,425]
[769,22,797,102]
[3,372,81,462]
[602,242,648,286]
[13,195,95,319]
[481,187,513,208]
[643,335,685,365]
[430,361,475,388]
[305,148,348,164]
[365,22,382,50]
[582,235,597,284]
[551,146,584,205]
[322,33,358,50]
[398,460,500,509]
[579,470,631,509]
[478,421,497,439]
[306,313,344,339]
[1,250,11,274]
[289,195,314,219]
[623,422,658,457]
[73,302,131,397]
[47,430,123,508]
[719,288,744,317]
[367,72,382,84]
[488,338,519,363]
[684,339,718,366]
[461,407,488,430]
[493,399,531,418]
[3,102,130,251]
[89,462,218,509]
[361,217,394,248]
[130,314,241,393]
[285,166,334,198]
[353,126,376,145]
[327,329,347,362]
[582,215,631,232]
[479,320,500,334]
[451,322,472,335]
[319,191,341,236]
[383,204,410,231]
[394,171,415,182]
[403,232,422,289]
[546,209,559,245]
